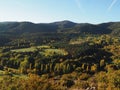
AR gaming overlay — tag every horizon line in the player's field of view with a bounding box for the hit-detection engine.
[0,20,119,25]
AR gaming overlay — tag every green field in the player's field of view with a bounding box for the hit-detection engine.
[11,45,68,56]
[11,47,36,52]
[41,49,68,56]
[0,70,27,80]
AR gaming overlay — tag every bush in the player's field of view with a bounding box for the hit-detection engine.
[62,79,74,88]
[109,71,120,88]
[97,72,108,83]
[79,73,90,80]
[78,81,90,89]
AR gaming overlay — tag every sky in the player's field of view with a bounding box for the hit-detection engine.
[0,0,120,24]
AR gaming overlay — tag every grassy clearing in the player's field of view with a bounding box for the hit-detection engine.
[41,49,68,56]
[0,70,28,80]
[37,45,51,49]
[11,45,51,52]
[11,47,37,52]
[11,45,68,56]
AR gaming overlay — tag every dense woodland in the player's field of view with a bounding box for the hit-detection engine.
[0,21,120,90]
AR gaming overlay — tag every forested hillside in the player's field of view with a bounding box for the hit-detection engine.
[0,21,119,90]
[0,21,120,35]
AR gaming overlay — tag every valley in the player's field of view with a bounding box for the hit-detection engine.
[0,21,119,90]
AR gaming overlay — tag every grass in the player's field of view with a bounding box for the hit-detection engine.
[37,45,51,49]
[0,70,28,80]
[41,49,68,56]
[11,45,50,52]
[11,45,68,56]
[11,47,37,52]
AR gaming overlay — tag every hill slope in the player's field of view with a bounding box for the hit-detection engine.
[0,21,120,35]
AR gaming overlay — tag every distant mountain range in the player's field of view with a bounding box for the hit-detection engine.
[0,20,120,35]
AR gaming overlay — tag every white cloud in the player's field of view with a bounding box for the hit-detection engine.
[74,0,85,13]
[75,0,81,9]
[108,0,118,11]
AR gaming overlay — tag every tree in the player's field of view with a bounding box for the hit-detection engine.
[20,57,30,74]
[91,64,98,72]
[100,59,105,68]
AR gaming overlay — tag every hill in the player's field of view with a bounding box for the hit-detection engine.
[0,21,120,90]
[0,21,120,35]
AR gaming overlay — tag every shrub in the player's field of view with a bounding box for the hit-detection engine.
[62,79,74,88]
[79,73,90,80]
[78,81,90,89]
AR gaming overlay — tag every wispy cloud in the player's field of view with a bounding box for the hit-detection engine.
[75,0,81,9]
[108,0,118,11]
[74,0,85,13]
[74,0,87,21]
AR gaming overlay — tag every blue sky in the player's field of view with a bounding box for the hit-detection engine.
[0,0,119,24]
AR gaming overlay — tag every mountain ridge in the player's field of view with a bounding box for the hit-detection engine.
[0,20,120,35]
